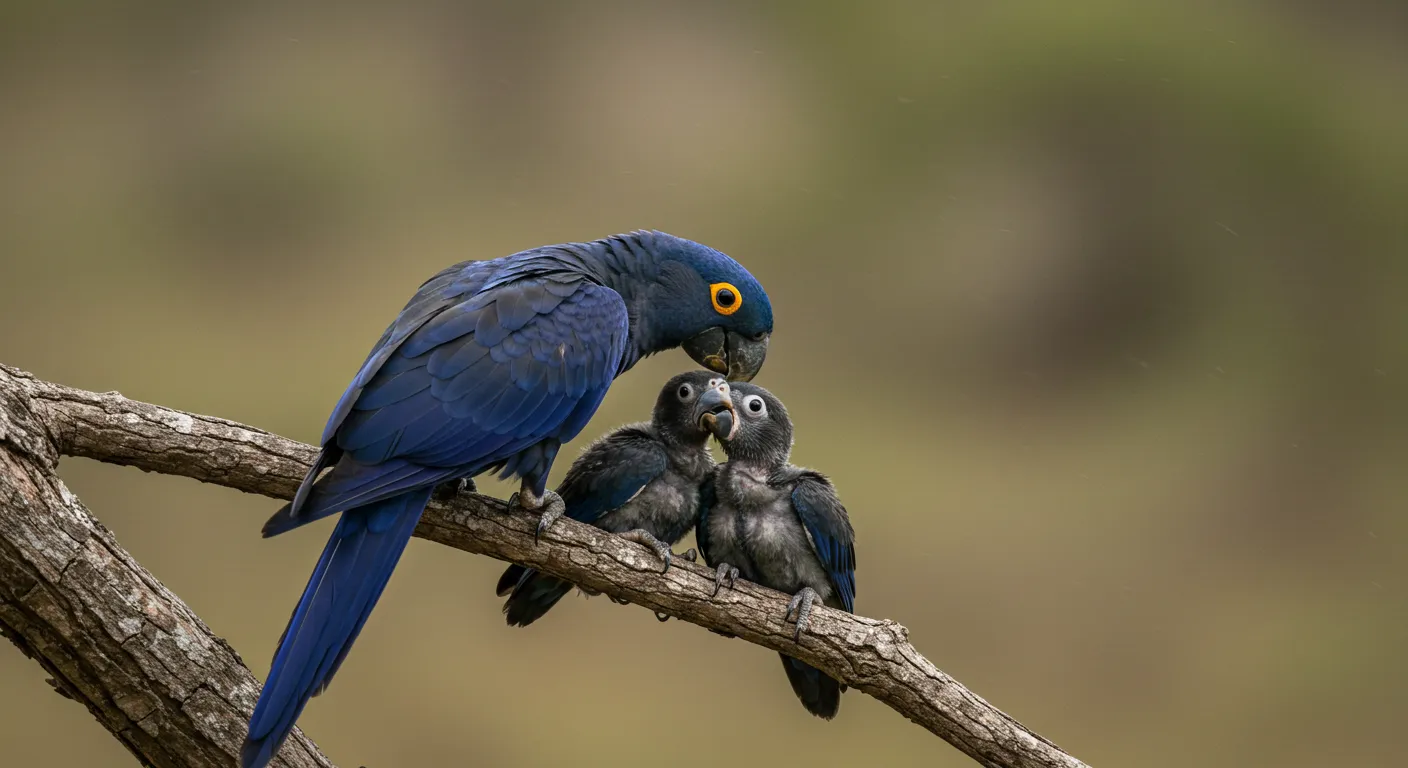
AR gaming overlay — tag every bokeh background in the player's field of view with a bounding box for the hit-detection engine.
[3,2,1406,766]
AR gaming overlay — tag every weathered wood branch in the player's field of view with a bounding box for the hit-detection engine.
[0,364,1090,768]
[0,367,334,767]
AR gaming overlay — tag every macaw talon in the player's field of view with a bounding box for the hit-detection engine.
[676,547,698,563]
[432,477,476,502]
[619,529,673,573]
[712,563,740,597]
[510,485,563,511]
[508,485,566,544]
[534,504,566,545]
[654,611,671,622]
[785,587,821,642]
[608,595,631,605]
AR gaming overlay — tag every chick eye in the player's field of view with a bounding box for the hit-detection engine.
[677,384,694,401]
[743,395,766,416]
[710,282,742,316]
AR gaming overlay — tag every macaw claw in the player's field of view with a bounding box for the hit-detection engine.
[712,563,740,597]
[620,529,674,574]
[785,587,821,642]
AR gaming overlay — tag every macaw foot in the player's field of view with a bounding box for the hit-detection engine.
[533,502,566,545]
[651,554,693,624]
[619,529,674,574]
[507,487,567,544]
[784,587,822,642]
[608,595,631,605]
[432,477,477,502]
[711,563,740,597]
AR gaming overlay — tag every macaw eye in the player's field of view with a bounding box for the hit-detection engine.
[743,395,766,416]
[710,282,742,316]
[677,383,694,401]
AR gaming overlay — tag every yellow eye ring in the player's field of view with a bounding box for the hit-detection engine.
[710,282,742,315]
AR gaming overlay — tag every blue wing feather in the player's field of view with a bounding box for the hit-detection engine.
[790,474,856,614]
[427,335,490,379]
[354,366,431,410]
[317,267,481,447]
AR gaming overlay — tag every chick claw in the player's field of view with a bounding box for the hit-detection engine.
[785,587,821,642]
[619,529,674,574]
[712,563,740,597]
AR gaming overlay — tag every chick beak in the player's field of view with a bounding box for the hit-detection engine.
[695,381,738,442]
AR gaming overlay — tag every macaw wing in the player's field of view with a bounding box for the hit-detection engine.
[317,261,487,449]
[275,270,628,529]
[790,473,856,614]
[555,428,669,525]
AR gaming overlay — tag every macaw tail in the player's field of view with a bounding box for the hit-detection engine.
[502,567,575,627]
[241,487,434,768]
[779,654,844,720]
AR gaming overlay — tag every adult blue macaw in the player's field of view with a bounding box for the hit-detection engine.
[695,382,856,720]
[242,231,772,768]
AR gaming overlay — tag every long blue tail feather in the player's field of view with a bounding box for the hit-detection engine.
[241,487,433,768]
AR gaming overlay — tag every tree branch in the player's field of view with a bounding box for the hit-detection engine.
[0,364,1089,768]
[0,366,335,767]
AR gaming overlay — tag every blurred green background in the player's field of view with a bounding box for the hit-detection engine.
[2,2,1406,766]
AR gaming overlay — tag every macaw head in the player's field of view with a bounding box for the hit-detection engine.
[710,381,793,467]
[653,370,739,445]
[630,232,773,382]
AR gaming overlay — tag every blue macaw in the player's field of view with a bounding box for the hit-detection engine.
[495,370,739,627]
[695,382,856,720]
[242,231,772,767]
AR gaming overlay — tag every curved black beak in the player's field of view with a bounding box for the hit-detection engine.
[694,380,738,442]
[683,328,769,382]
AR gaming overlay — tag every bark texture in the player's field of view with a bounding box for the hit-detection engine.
[0,366,333,767]
[0,364,1089,768]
